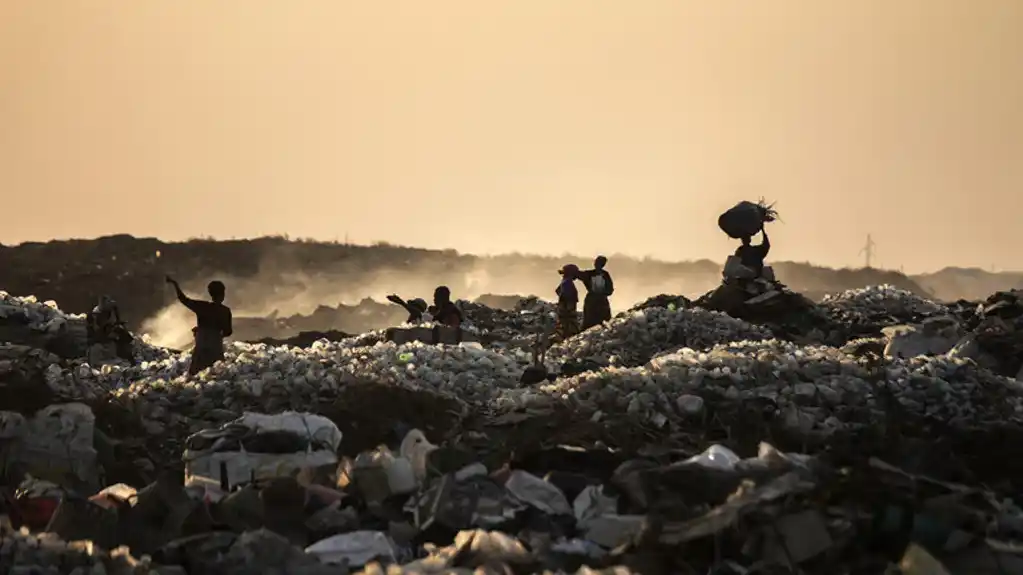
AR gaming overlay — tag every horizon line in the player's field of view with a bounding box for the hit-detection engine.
[2,232,1019,276]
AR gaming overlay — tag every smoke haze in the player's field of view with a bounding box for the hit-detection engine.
[140,249,727,348]
[134,237,1020,349]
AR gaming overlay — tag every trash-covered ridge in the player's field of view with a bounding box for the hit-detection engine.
[4,285,1023,574]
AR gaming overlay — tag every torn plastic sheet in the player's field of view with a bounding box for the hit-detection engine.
[505,470,572,516]
[305,531,399,566]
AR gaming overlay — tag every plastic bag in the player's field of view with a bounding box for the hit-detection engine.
[718,199,778,239]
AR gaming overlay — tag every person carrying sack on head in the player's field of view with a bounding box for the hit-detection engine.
[735,230,770,278]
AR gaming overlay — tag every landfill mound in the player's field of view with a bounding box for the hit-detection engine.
[1,234,997,341]
[4,286,1023,573]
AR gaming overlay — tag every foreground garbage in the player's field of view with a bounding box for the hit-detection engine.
[3,286,1023,574]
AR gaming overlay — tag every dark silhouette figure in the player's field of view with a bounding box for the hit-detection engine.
[86,296,122,346]
[386,294,429,323]
[166,276,233,376]
[429,286,463,328]
[86,296,135,365]
[554,264,581,341]
[580,255,614,330]
[735,230,771,277]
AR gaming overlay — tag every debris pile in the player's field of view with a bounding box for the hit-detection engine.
[0,291,88,358]
[628,293,692,312]
[0,292,81,332]
[821,285,950,334]
[547,306,773,368]
[948,289,1023,379]
[881,315,963,359]
[696,277,834,344]
[544,338,1023,432]
[455,297,554,346]
[5,287,1023,573]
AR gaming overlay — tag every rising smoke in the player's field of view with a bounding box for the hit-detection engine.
[139,249,725,348]
[140,241,1021,349]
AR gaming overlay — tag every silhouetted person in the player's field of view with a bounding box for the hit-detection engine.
[387,294,429,323]
[429,286,462,328]
[87,296,133,365]
[580,255,614,330]
[87,296,122,346]
[554,264,581,341]
[166,276,233,376]
[735,230,770,277]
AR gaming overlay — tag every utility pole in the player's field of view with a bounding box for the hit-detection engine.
[859,234,876,268]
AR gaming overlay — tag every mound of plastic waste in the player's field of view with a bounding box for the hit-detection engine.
[0,291,89,358]
[5,286,1023,574]
[947,289,1023,379]
[0,292,81,331]
[696,276,834,344]
[543,338,1023,431]
[547,306,773,368]
[628,294,692,312]
[821,284,950,328]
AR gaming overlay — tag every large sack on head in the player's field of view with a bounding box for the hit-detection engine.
[718,200,778,239]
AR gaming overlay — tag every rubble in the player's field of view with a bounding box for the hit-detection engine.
[821,284,951,333]
[946,289,1023,379]
[695,276,834,343]
[0,291,88,359]
[546,306,773,369]
[4,286,1023,574]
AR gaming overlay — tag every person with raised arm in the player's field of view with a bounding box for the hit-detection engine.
[166,276,233,376]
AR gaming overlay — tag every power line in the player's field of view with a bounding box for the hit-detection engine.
[859,234,876,268]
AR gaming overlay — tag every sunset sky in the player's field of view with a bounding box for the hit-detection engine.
[1,1,1021,272]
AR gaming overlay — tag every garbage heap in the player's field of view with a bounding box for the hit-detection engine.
[820,285,952,335]
[6,412,1023,574]
[694,261,835,345]
[5,288,1023,573]
[453,297,555,348]
[869,289,1023,380]
[0,292,88,359]
[546,306,773,370]
[946,289,1023,379]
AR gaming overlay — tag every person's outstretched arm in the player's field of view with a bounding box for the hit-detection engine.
[759,231,771,256]
[387,294,415,314]
[166,277,200,312]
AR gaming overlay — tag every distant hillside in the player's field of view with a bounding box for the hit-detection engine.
[914,267,1023,302]
[0,235,1007,335]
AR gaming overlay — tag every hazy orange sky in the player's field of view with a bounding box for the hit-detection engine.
[1,1,1021,272]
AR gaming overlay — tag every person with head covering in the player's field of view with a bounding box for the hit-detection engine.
[734,229,771,277]
[554,264,581,341]
[428,286,462,328]
[166,276,233,376]
[579,255,614,330]
[387,294,430,323]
